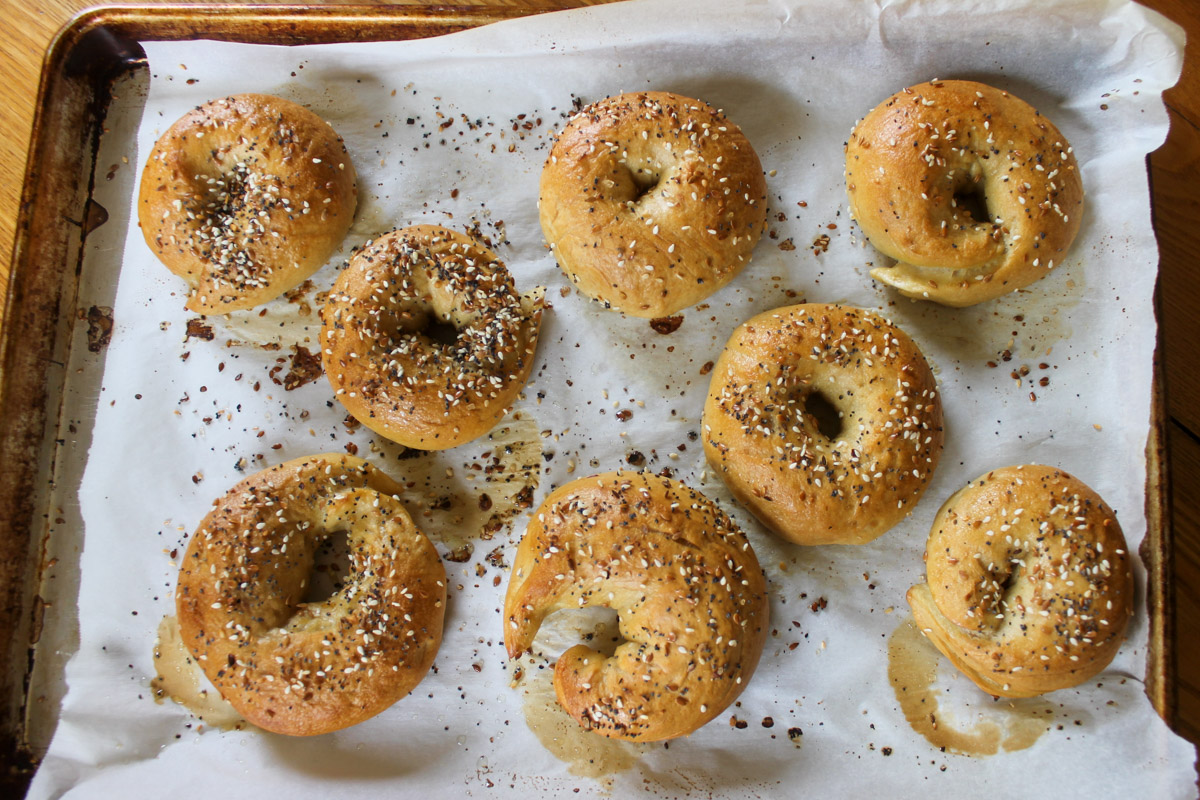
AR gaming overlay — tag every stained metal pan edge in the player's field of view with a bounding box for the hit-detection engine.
[0,2,1175,794]
[1146,208,1175,730]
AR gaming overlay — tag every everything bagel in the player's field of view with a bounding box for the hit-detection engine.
[540,91,768,318]
[138,94,358,312]
[907,465,1133,697]
[321,225,544,450]
[703,303,943,545]
[504,471,769,741]
[175,454,445,736]
[845,80,1083,307]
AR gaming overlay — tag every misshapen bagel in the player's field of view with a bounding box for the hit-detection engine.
[175,454,445,735]
[907,465,1133,697]
[139,94,358,312]
[321,225,543,450]
[703,303,943,545]
[846,80,1083,306]
[504,471,769,741]
[540,91,768,318]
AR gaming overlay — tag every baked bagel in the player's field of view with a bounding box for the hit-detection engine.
[175,454,445,736]
[907,465,1133,698]
[845,80,1083,306]
[321,225,544,450]
[138,94,358,313]
[504,471,769,741]
[703,303,943,545]
[540,91,768,318]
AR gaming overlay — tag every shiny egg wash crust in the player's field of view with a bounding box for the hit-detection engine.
[908,465,1133,698]
[504,471,769,742]
[703,304,943,545]
[539,91,768,318]
[845,80,1083,307]
[138,94,357,312]
[320,225,543,450]
[175,455,445,736]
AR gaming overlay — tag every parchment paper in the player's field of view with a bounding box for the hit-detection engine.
[28,0,1197,797]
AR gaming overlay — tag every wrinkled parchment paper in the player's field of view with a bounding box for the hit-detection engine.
[28,0,1197,796]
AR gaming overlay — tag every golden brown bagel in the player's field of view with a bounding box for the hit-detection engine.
[703,303,943,545]
[138,94,358,313]
[175,454,445,736]
[539,91,768,318]
[907,465,1133,698]
[504,471,769,741]
[321,225,544,450]
[845,80,1083,306]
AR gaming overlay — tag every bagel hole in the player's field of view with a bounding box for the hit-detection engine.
[538,607,624,658]
[627,166,662,203]
[998,564,1022,602]
[422,317,462,347]
[302,529,352,604]
[803,391,844,440]
[952,183,992,225]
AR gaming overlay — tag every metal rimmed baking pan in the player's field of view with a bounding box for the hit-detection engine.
[0,3,1175,795]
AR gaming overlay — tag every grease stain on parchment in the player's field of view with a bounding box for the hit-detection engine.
[511,607,646,779]
[378,414,543,552]
[151,615,244,730]
[888,618,1055,756]
[202,281,326,350]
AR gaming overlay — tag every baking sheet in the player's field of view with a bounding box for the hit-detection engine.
[27,0,1197,796]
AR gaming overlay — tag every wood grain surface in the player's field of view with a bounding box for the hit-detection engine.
[2,0,1198,748]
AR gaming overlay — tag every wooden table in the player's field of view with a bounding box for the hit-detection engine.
[3,0,1199,750]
